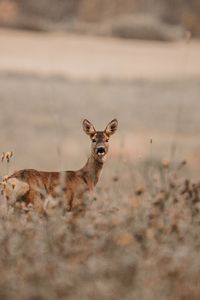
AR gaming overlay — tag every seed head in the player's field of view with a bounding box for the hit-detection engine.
[162,160,170,169]
[1,152,5,162]
[5,151,14,163]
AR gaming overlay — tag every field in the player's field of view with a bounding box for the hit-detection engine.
[0,30,200,299]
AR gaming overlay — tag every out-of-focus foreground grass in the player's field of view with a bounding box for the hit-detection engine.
[0,158,200,300]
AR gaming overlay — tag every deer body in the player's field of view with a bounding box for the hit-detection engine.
[2,119,118,213]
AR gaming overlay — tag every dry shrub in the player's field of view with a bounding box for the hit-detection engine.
[111,14,184,41]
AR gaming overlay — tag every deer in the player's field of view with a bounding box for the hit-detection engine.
[0,119,118,214]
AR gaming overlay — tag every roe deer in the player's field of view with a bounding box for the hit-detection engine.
[1,119,118,213]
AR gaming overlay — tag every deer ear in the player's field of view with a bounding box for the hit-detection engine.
[104,119,118,136]
[82,119,96,136]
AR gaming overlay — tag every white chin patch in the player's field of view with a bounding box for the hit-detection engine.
[97,152,105,157]
[97,154,107,162]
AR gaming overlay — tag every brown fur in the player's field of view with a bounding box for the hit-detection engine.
[2,119,118,213]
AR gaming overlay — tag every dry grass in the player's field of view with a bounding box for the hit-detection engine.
[0,157,200,300]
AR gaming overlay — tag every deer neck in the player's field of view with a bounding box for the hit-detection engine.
[80,155,104,190]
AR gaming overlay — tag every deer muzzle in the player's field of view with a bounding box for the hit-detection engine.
[96,146,106,156]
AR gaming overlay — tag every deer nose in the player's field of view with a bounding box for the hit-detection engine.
[97,147,105,154]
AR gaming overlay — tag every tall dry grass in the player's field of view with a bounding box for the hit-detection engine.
[0,156,200,300]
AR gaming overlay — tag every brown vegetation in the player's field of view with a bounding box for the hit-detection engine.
[0,157,200,300]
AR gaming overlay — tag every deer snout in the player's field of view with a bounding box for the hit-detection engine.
[96,146,106,155]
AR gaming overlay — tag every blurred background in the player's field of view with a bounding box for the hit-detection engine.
[1,0,200,37]
[0,0,200,179]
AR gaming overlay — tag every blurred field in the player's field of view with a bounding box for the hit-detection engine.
[0,29,200,300]
[0,74,200,179]
[1,29,200,80]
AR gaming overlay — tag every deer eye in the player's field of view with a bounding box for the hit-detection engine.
[106,139,109,142]
[92,139,96,143]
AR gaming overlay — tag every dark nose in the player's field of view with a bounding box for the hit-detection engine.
[97,147,105,154]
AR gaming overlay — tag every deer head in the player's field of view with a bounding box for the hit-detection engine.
[83,119,118,162]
